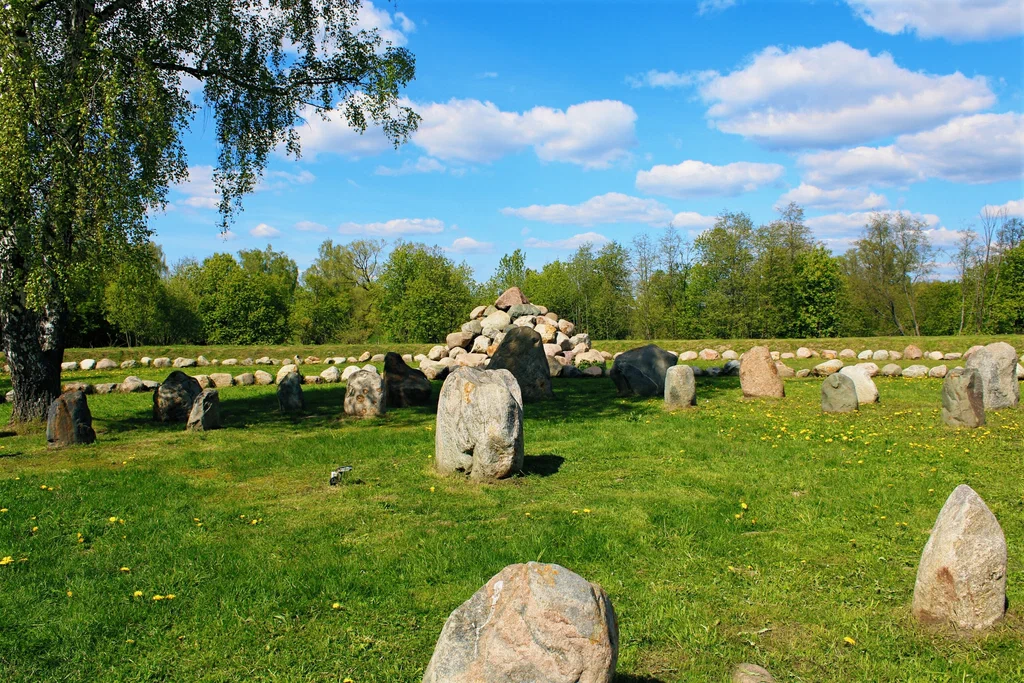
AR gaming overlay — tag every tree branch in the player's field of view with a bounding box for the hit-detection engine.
[149,61,365,96]
[96,0,137,22]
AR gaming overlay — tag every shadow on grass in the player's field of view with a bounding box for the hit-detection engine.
[616,675,668,682]
[97,372,747,438]
[521,454,564,477]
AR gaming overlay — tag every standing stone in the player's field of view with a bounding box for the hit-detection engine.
[422,562,618,683]
[821,373,858,413]
[964,342,1019,410]
[488,327,553,403]
[277,372,305,412]
[913,485,1007,630]
[941,368,986,428]
[383,352,432,407]
[435,368,523,481]
[344,370,387,418]
[46,391,96,448]
[739,346,784,399]
[186,389,221,432]
[839,365,879,404]
[153,371,202,422]
[494,286,530,310]
[610,345,677,397]
[664,365,696,410]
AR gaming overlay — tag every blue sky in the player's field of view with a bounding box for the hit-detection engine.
[152,0,1024,279]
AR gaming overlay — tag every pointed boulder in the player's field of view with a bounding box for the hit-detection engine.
[913,485,1007,630]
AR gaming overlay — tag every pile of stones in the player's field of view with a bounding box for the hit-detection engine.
[419,287,610,382]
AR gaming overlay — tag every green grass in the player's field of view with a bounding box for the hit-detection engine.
[0,345,1022,681]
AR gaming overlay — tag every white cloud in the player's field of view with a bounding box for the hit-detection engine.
[250,223,281,238]
[670,212,717,229]
[501,193,674,226]
[295,220,329,233]
[374,156,447,176]
[698,0,736,15]
[338,218,446,236]
[847,0,1022,41]
[692,42,994,149]
[636,160,785,199]
[447,237,494,254]
[218,229,238,242]
[524,232,610,250]
[799,112,1024,187]
[982,198,1024,216]
[262,169,315,189]
[293,108,393,160]
[355,1,415,47]
[411,98,637,169]
[777,183,888,211]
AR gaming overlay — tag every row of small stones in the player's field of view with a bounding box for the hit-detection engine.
[42,343,1022,373]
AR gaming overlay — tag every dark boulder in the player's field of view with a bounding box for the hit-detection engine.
[488,326,553,402]
[187,388,221,432]
[153,371,202,422]
[46,391,96,448]
[610,344,677,397]
[277,371,305,412]
[383,352,432,408]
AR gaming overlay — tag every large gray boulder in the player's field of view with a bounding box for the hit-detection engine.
[913,485,1006,630]
[153,371,202,422]
[964,342,1019,410]
[739,345,784,398]
[186,389,221,432]
[481,310,512,336]
[821,373,858,413]
[277,371,305,412]
[435,368,523,481]
[422,562,618,683]
[383,352,432,407]
[488,327,553,403]
[609,344,677,398]
[941,368,986,428]
[344,370,386,418]
[664,365,696,410]
[46,391,96,448]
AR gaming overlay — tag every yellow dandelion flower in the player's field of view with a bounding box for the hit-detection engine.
[67,591,73,597]
[843,636,856,646]
[0,508,7,513]
[0,556,13,566]
[40,485,47,490]
[524,512,531,517]
[120,567,130,573]
[740,502,748,510]
[250,519,258,525]
[429,487,435,493]
[31,526,38,533]
[133,591,143,597]
[152,595,165,601]
[166,594,176,600]
[126,639,135,644]
[332,602,341,610]
[583,508,591,513]
[108,517,118,523]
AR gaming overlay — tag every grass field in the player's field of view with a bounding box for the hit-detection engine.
[0,340,1022,681]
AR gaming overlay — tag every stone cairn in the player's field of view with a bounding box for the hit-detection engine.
[419,287,604,382]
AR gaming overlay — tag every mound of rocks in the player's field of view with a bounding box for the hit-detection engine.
[428,287,595,376]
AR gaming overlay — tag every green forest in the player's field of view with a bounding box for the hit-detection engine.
[81,204,1024,347]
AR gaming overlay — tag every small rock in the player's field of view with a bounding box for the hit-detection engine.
[902,364,929,378]
[813,359,844,376]
[320,366,341,383]
[80,359,97,370]
[172,357,196,368]
[928,365,948,379]
[254,370,274,385]
[904,344,923,360]
[120,359,137,369]
[881,363,903,377]
[93,383,118,395]
[699,348,720,361]
[494,286,530,310]
[796,347,812,359]
[119,376,145,393]
[276,363,298,383]
[209,372,234,388]
[733,663,776,683]
[679,351,698,361]
[234,372,255,386]
[839,349,856,359]
[61,361,79,371]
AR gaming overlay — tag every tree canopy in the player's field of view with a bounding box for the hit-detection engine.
[0,0,418,420]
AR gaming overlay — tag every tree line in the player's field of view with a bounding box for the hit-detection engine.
[75,204,1024,348]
